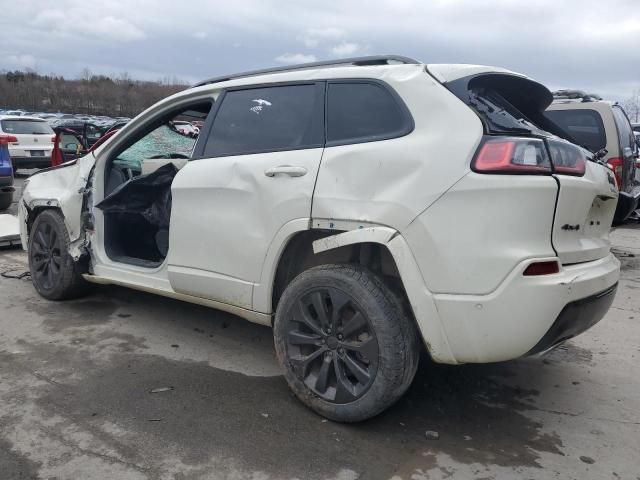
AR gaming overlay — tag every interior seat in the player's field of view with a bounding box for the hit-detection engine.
[105,166,128,196]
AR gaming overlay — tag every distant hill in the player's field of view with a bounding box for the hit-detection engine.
[0,70,188,117]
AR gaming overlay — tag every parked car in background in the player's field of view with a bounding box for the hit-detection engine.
[53,120,110,148]
[3,110,27,116]
[545,91,640,222]
[52,127,88,164]
[0,133,15,210]
[172,120,199,137]
[50,120,130,165]
[0,116,54,169]
[20,56,620,422]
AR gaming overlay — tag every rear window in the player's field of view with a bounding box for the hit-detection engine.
[326,82,411,144]
[543,109,606,152]
[1,119,53,135]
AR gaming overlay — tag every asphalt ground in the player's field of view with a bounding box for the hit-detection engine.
[1,175,639,479]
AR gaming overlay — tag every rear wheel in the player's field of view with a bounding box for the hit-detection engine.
[274,264,419,422]
[28,209,89,300]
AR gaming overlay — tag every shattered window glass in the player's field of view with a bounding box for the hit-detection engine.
[116,125,196,171]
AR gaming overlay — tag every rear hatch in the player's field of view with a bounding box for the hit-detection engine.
[428,65,617,265]
[551,160,617,264]
[0,118,54,158]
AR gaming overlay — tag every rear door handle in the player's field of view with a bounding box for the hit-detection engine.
[264,165,308,177]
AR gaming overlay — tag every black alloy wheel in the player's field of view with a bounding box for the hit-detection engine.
[28,209,89,300]
[31,220,62,290]
[284,287,380,403]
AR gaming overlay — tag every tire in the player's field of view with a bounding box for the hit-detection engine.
[28,209,90,300]
[0,192,12,211]
[274,264,420,422]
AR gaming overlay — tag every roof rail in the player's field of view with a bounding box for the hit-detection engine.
[193,55,421,88]
[552,89,602,102]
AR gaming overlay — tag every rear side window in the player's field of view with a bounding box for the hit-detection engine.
[612,106,635,151]
[543,109,606,152]
[326,82,412,145]
[1,119,53,135]
[204,84,323,157]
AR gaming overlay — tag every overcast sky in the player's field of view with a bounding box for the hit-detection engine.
[1,0,638,100]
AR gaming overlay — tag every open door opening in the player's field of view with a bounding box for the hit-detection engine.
[96,101,213,268]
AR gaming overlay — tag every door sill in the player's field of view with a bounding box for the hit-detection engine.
[82,274,272,326]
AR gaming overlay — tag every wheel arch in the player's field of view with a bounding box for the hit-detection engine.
[270,226,408,317]
[267,225,458,364]
[24,203,64,239]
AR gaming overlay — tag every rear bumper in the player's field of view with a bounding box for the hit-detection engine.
[431,253,620,363]
[10,156,51,169]
[527,283,617,355]
[0,175,13,189]
[614,190,640,223]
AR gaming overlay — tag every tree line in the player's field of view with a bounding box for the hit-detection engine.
[622,89,640,123]
[0,69,188,118]
[1,68,638,124]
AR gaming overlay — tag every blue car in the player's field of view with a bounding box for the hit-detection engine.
[0,134,15,210]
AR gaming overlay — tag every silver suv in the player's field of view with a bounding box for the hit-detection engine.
[545,91,640,221]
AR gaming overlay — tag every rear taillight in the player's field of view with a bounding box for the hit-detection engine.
[473,136,587,177]
[0,135,18,145]
[606,157,623,188]
[547,139,586,176]
[472,137,552,174]
[523,261,560,276]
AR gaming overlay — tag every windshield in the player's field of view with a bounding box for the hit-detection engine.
[1,119,53,135]
[543,109,606,153]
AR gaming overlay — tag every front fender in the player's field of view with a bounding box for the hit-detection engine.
[21,153,95,249]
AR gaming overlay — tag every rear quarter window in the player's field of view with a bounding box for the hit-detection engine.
[543,109,606,152]
[326,81,412,145]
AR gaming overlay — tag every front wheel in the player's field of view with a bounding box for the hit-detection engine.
[274,264,419,422]
[28,209,90,300]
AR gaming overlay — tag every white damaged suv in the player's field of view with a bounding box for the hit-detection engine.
[19,56,620,422]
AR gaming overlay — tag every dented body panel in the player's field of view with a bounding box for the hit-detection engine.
[19,155,96,257]
[312,67,483,232]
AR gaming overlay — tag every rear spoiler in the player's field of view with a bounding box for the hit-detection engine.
[429,69,576,140]
[440,72,553,115]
